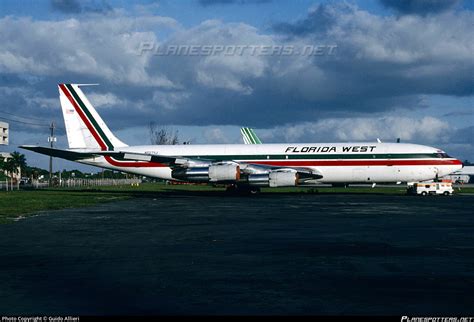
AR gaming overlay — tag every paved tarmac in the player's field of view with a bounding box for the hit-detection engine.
[1,193,473,315]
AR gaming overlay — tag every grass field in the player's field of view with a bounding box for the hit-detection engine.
[0,190,131,224]
[1,183,472,223]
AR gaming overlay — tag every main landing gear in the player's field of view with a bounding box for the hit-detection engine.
[226,184,261,195]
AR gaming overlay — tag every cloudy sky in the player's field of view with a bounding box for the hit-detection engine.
[0,0,473,171]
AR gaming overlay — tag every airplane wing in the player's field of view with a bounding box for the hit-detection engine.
[98,150,323,180]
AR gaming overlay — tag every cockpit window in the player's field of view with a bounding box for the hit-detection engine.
[436,153,451,158]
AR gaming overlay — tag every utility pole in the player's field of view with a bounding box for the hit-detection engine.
[48,122,56,187]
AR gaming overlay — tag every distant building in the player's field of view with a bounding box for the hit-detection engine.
[0,121,8,145]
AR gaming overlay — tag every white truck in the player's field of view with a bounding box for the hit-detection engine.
[407,181,454,196]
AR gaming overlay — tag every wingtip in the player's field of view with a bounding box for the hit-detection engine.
[19,145,37,151]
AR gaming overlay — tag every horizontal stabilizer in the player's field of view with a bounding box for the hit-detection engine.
[20,145,97,161]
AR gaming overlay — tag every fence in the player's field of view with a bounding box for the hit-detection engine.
[1,178,142,190]
[59,178,142,188]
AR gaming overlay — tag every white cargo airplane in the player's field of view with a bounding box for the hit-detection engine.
[21,84,463,189]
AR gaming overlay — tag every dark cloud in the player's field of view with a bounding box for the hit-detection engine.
[380,0,461,15]
[51,0,112,14]
[198,0,271,6]
[273,3,348,37]
[449,126,474,144]
[51,0,81,13]
[441,125,474,161]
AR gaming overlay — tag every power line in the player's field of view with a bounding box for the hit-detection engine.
[0,115,66,135]
[0,115,49,127]
[0,110,50,122]
[0,110,66,130]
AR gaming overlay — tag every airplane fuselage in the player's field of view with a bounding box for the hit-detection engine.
[78,142,462,184]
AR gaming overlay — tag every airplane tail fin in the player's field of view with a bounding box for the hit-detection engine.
[240,127,262,144]
[58,84,128,151]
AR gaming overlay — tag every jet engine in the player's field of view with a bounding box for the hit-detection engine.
[247,169,299,187]
[172,163,240,182]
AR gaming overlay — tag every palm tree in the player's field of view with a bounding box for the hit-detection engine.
[10,151,26,171]
[4,152,27,190]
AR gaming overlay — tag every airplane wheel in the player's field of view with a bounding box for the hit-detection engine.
[237,186,260,195]
[226,185,238,193]
[249,187,261,194]
[226,185,260,195]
